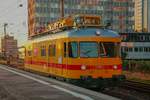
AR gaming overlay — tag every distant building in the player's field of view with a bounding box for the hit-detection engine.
[120,32,150,60]
[148,0,150,32]
[28,0,134,38]
[134,0,150,32]
[1,35,18,58]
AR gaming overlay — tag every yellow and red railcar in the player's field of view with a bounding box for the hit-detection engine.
[24,15,125,87]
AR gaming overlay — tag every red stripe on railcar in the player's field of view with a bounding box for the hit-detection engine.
[25,60,122,70]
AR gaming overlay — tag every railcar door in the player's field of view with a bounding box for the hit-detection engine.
[26,50,32,69]
[47,42,56,76]
[57,41,67,77]
[62,42,68,77]
[47,44,52,75]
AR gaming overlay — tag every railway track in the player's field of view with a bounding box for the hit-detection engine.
[93,80,150,100]
[119,80,150,94]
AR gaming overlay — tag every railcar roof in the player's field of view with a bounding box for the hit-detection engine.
[68,28,119,37]
[30,28,119,43]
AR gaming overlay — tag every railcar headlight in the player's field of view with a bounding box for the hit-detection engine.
[113,65,118,69]
[81,65,86,70]
[96,31,101,36]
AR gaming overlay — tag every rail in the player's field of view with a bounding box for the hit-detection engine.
[119,80,150,94]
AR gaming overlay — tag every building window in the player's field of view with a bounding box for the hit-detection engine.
[140,35,144,41]
[134,47,138,52]
[139,47,143,52]
[144,47,149,52]
[145,36,150,41]
[128,48,133,52]
[121,47,124,52]
[124,47,128,52]
[148,47,150,52]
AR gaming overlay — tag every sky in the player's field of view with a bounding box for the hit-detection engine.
[0,0,28,46]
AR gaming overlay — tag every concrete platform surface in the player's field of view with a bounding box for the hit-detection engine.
[0,65,120,100]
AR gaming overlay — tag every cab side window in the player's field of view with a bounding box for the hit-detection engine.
[68,42,78,58]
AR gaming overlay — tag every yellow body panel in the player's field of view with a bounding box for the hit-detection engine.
[25,36,122,79]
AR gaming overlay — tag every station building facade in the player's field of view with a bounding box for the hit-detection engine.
[120,32,150,60]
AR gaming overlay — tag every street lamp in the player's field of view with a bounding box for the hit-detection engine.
[3,23,8,59]
[4,23,8,37]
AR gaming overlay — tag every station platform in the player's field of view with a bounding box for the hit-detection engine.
[0,65,120,100]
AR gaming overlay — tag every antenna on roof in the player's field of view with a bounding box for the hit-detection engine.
[105,22,111,29]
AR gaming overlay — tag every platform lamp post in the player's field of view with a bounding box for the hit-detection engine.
[3,23,8,59]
